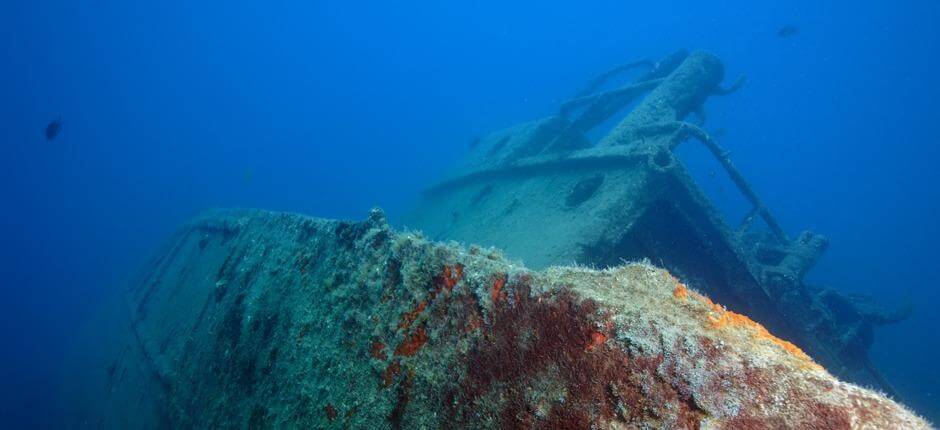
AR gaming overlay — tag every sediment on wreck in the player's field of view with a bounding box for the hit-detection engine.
[70,208,929,429]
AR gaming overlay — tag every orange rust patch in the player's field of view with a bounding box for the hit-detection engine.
[382,360,401,388]
[676,288,819,367]
[706,301,817,365]
[442,264,464,291]
[693,292,725,315]
[395,326,429,357]
[673,283,689,300]
[586,331,607,351]
[464,313,482,333]
[370,341,387,360]
[490,274,507,304]
[398,301,427,330]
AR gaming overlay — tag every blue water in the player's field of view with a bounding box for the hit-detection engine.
[2,1,938,426]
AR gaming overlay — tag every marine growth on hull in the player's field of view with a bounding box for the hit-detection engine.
[72,51,927,429]
[79,209,928,428]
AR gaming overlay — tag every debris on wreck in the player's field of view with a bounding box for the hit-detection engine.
[72,209,928,428]
[405,49,909,397]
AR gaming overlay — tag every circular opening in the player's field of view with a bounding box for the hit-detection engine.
[653,149,673,169]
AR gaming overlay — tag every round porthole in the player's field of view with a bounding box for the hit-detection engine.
[652,148,673,169]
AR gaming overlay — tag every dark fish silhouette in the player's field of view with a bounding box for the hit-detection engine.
[777,25,800,38]
[45,118,62,141]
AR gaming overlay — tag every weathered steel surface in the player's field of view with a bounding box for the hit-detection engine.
[76,209,927,428]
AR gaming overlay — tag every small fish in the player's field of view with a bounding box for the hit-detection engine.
[45,118,62,141]
[777,25,800,39]
[712,128,727,139]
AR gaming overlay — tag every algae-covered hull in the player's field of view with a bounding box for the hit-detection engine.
[73,209,928,429]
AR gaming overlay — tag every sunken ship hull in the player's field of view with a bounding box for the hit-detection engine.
[406,50,903,395]
[70,209,927,428]
[65,50,925,428]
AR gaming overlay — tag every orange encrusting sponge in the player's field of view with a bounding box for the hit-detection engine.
[672,282,819,368]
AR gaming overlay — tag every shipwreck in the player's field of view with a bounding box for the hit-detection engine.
[406,49,908,395]
[68,50,927,428]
